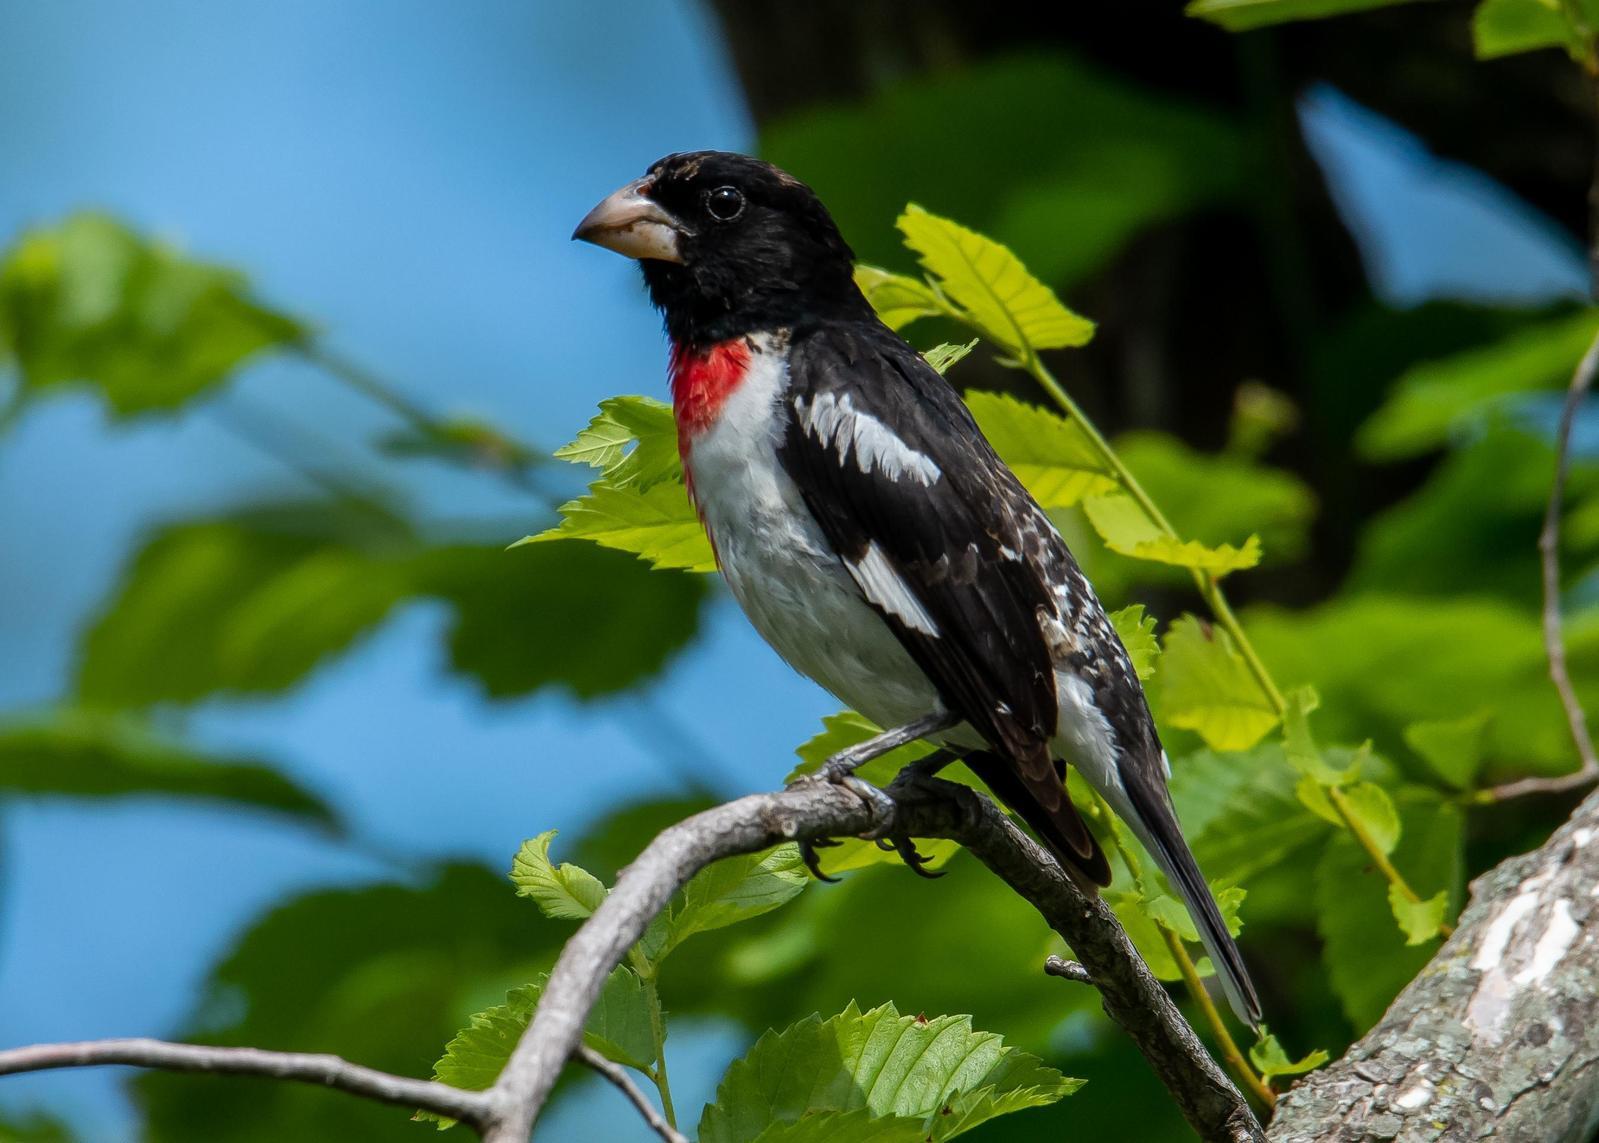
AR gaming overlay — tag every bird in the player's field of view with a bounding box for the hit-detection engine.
[573,150,1261,1029]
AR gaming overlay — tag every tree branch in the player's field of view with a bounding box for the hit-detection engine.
[575,1046,687,1143]
[0,776,1260,1143]
[489,771,1262,1142]
[1268,785,1599,1141]
[0,1038,494,1129]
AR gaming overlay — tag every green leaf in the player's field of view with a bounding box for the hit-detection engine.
[1174,744,1328,885]
[966,391,1118,508]
[1356,311,1599,460]
[0,710,335,826]
[1336,781,1401,857]
[427,983,540,1104]
[897,204,1095,356]
[1389,884,1450,946]
[1295,774,1344,827]
[1281,687,1357,786]
[509,831,608,920]
[522,480,716,572]
[553,395,681,490]
[1248,1029,1329,1083]
[1116,431,1316,566]
[1317,790,1463,1026]
[854,265,946,331]
[418,542,707,701]
[423,968,655,1126]
[1082,494,1262,575]
[76,503,413,707]
[923,339,978,375]
[1185,0,1423,32]
[1143,884,1246,947]
[1473,0,1587,58]
[1109,604,1160,683]
[1159,617,1279,750]
[0,213,303,417]
[662,846,810,955]
[746,1110,927,1143]
[1404,712,1492,792]
[698,1001,1080,1143]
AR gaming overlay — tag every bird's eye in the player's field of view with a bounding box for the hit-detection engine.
[705,186,745,222]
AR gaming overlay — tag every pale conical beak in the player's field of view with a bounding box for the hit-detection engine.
[572,177,686,263]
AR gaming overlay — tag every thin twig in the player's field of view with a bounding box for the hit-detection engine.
[575,1045,688,1143]
[0,1038,493,1129]
[1486,327,1599,803]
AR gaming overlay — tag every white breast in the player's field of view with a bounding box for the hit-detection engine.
[682,335,942,730]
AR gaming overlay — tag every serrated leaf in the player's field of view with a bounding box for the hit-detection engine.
[1185,0,1422,32]
[553,395,681,490]
[1143,883,1246,947]
[897,204,1095,355]
[0,710,335,826]
[966,391,1118,508]
[422,968,654,1127]
[1317,790,1463,1025]
[1294,773,1344,827]
[748,1110,927,1143]
[662,846,809,956]
[1175,745,1328,885]
[1282,686,1358,786]
[1336,781,1401,857]
[1473,0,1586,59]
[1159,617,1279,751]
[1248,1029,1329,1083]
[923,339,978,375]
[509,831,608,920]
[523,480,716,572]
[1109,604,1160,682]
[854,264,947,331]
[0,213,304,417]
[1389,884,1449,946]
[1403,712,1491,792]
[698,1001,1080,1143]
[1083,494,1261,574]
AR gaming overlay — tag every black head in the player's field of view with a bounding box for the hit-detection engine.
[573,151,869,345]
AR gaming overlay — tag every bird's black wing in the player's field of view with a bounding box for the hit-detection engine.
[778,321,1108,881]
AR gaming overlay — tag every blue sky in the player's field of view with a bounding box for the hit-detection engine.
[0,4,1586,1140]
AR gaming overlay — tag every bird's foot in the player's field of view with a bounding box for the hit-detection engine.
[793,773,898,882]
[873,834,944,879]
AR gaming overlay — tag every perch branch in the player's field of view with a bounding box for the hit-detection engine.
[488,771,1262,1143]
[0,777,1261,1143]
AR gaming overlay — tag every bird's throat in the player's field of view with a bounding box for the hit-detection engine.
[669,337,752,456]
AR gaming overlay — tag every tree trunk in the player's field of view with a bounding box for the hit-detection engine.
[1270,788,1599,1142]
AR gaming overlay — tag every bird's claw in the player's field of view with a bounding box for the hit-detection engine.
[889,834,944,879]
[799,837,842,883]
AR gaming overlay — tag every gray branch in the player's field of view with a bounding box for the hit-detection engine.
[0,774,1261,1143]
[1269,785,1599,1142]
[0,1037,494,1128]
[490,770,1262,1142]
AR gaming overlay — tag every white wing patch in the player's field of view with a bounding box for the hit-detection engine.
[794,392,941,485]
[846,542,940,636]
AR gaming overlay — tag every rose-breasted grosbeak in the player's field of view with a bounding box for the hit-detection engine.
[574,151,1261,1028]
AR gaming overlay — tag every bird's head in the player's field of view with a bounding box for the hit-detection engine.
[573,151,866,345]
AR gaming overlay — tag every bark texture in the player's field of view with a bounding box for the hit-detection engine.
[1270,788,1599,1142]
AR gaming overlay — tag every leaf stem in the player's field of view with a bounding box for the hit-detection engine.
[1326,787,1455,939]
[627,952,677,1129]
[1159,926,1276,1110]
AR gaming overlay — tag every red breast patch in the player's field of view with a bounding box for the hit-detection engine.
[669,338,752,455]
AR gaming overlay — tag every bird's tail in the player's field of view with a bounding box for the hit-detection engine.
[962,749,1113,889]
[1115,777,1262,1030]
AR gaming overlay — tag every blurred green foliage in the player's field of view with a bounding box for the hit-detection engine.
[4,3,1599,1140]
